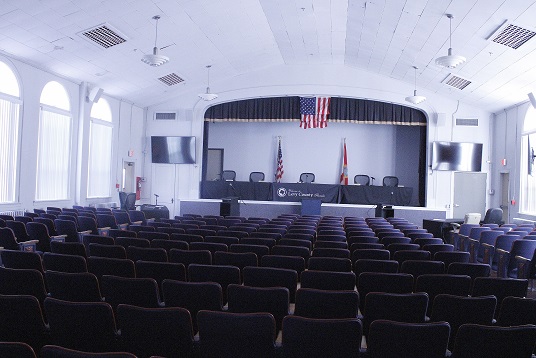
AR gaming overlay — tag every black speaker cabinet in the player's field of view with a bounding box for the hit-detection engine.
[375,204,394,218]
[220,197,239,216]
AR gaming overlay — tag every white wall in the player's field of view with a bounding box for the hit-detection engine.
[0,54,144,212]
[148,65,493,217]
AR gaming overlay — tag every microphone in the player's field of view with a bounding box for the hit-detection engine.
[154,194,159,198]
[229,182,238,196]
[154,194,159,205]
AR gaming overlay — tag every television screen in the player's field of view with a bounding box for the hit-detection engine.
[151,136,196,164]
[432,141,483,172]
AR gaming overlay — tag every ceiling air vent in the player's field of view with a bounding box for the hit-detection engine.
[154,112,177,121]
[442,74,472,90]
[456,118,478,126]
[490,23,536,49]
[158,73,184,86]
[78,24,127,49]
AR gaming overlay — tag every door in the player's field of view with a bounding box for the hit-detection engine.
[122,161,135,192]
[500,172,510,223]
[152,164,177,217]
[452,172,487,218]
[206,148,224,181]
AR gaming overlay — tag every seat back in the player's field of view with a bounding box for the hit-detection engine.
[188,264,240,304]
[356,272,414,313]
[249,171,265,182]
[294,288,358,319]
[100,275,161,310]
[227,284,289,331]
[116,304,194,358]
[44,297,118,352]
[197,310,276,358]
[300,270,356,291]
[0,227,23,250]
[430,294,497,349]
[354,175,370,185]
[299,172,315,183]
[367,320,450,358]
[382,176,399,187]
[221,170,236,181]
[42,252,87,273]
[45,271,102,302]
[281,316,362,358]
[481,208,504,225]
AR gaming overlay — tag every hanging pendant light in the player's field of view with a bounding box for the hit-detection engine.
[198,65,218,101]
[405,66,426,105]
[141,15,169,67]
[436,14,466,69]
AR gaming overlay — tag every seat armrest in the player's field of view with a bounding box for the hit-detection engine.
[515,255,531,279]
[131,220,143,226]
[458,234,470,252]
[146,218,156,224]
[97,227,111,236]
[18,239,39,252]
[51,235,67,242]
[495,248,510,278]
[467,238,479,263]
[481,243,494,265]
[118,223,129,231]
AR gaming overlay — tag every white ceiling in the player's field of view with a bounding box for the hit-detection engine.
[2,0,536,112]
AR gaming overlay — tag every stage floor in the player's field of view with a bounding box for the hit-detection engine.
[179,199,447,226]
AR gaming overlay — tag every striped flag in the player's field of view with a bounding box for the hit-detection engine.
[275,137,284,182]
[300,97,331,129]
[340,140,348,185]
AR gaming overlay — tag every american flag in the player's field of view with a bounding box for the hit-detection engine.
[300,97,331,129]
[275,137,284,182]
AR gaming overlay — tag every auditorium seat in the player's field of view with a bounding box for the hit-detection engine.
[227,284,289,332]
[243,266,298,303]
[281,316,362,357]
[300,270,356,291]
[114,237,151,249]
[126,246,167,262]
[362,292,429,336]
[88,244,127,259]
[45,268,99,302]
[168,249,212,267]
[0,294,49,353]
[366,320,449,358]
[294,288,359,319]
[414,274,472,316]
[135,260,186,295]
[162,279,223,333]
[150,238,189,252]
[188,264,240,304]
[116,304,194,357]
[197,310,276,358]
[354,259,399,276]
[100,275,162,311]
[230,243,270,260]
[0,249,44,272]
[450,323,536,358]
[471,277,528,317]
[0,342,36,358]
[447,262,491,282]
[430,294,496,350]
[50,241,87,257]
[87,257,136,282]
[307,257,352,272]
[356,272,413,313]
[44,297,119,353]
[40,345,136,358]
[261,254,306,276]
[42,252,88,273]
[0,267,47,307]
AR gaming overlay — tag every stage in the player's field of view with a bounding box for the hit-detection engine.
[179,199,447,226]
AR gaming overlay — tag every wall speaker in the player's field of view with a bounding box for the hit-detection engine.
[528,92,536,109]
[88,87,104,103]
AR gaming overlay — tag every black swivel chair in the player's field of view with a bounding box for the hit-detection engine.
[354,175,370,186]
[221,170,236,181]
[382,176,399,187]
[119,192,136,211]
[249,172,265,182]
[299,173,315,183]
[480,208,503,225]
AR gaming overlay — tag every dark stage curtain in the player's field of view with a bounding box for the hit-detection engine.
[204,96,426,126]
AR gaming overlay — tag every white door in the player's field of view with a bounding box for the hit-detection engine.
[453,172,487,218]
[152,164,177,217]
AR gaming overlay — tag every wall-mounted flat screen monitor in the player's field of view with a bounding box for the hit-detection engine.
[432,141,483,172]
[151,136,196,164]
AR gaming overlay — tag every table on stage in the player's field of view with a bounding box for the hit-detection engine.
[201,181,413,206]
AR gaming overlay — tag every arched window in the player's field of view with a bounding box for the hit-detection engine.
[520,106,536,214]
[0,61,21,203]
[36,81,72,201]
[88,98,113,198]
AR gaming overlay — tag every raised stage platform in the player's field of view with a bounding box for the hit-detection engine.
[179,199,447,226]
